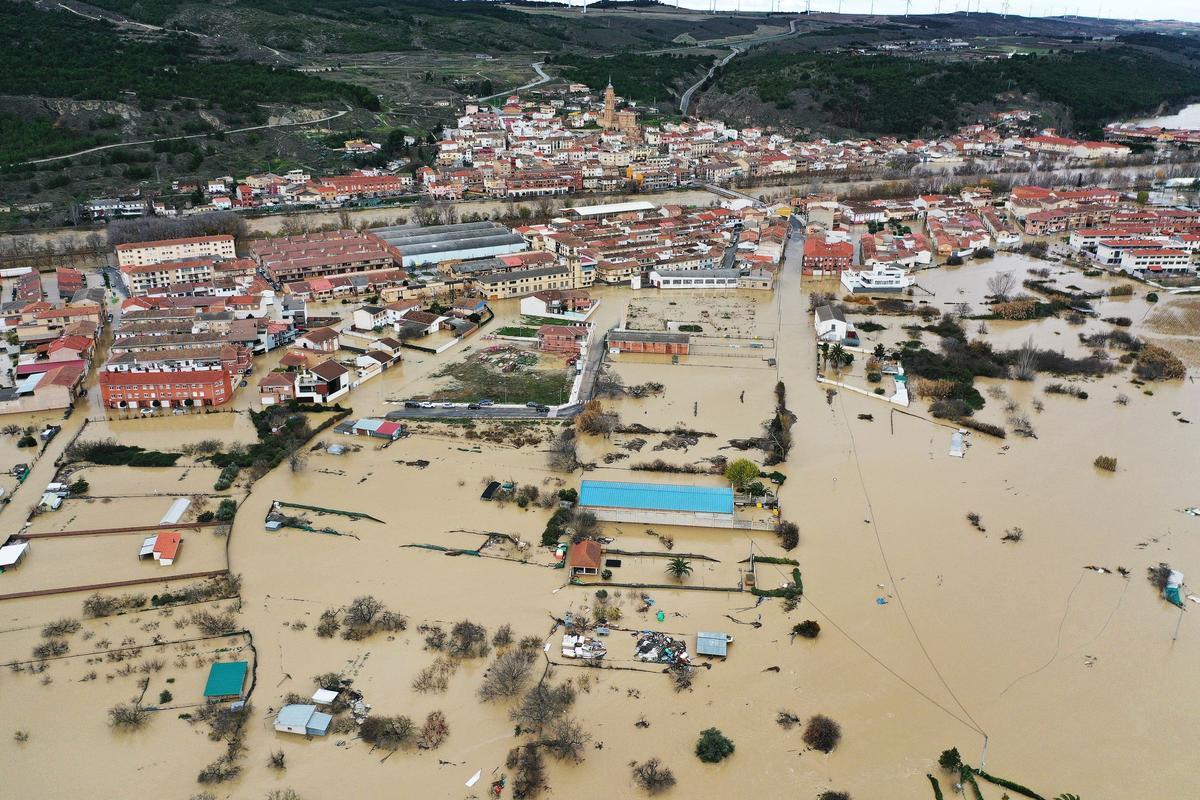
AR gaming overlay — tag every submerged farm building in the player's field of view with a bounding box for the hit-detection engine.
[579,480,747,528]
[203,661,248,701]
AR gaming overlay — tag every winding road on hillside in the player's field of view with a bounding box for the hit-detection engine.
[476,62,552,103]
[13,106,351,167]
[679,17,801,115]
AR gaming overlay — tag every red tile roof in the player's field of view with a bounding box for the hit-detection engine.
[568,540,602,571]
[154,532,182,561]
[115,235,234,251]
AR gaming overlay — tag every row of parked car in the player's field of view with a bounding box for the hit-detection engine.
[401,399,551,413]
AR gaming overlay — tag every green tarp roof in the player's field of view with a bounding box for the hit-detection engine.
[203,661,248,697]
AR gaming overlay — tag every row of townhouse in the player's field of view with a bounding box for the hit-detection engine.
[0,293,102,415]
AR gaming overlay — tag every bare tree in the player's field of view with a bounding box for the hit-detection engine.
[448,620,489,659]
[416,710,449,750]
[359,715,415,751]
[539,717,590,762]
[1011,337,1038,381]
[986,271,1016,301]
[108,702,150,730]
[547,429,578,473]
[592,367,625,398]
[345,596,384,628]
[632,759,676,794]
[479,648,539,700]
[511,682,576,731]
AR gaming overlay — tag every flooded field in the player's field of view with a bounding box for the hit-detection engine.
[2,247,1199,799]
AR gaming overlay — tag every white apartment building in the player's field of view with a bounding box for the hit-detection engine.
[119,258,216,295]
[115,235,236,269]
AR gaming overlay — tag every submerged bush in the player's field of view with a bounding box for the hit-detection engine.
[1133,344,1185,381]
[803,714,842,753]
[695,728,735,763]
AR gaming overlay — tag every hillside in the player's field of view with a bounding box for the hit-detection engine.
[0,0,377,164]
[71,0,769,55]
[700,44,1200,139]
[544,53,713,106]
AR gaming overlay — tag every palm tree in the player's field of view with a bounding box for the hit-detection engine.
[817,342,830,370]
[829,343,848,373]
[665,557,692,581]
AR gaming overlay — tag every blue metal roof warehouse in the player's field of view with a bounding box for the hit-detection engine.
[579,480,734,515]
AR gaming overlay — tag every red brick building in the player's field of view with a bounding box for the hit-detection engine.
[537,325,588,353]
[606,329,689,355]
[802,235,854,276]
[99,350,235,409]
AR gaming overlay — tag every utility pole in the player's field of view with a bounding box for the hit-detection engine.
[905,0,911,16]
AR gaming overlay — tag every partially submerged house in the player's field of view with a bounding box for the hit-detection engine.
[275,704,332,736]
[138,531,182,566]
[567,539,603,576]
[336,417,406,440]
[0,541,30,571]
[203,661,248,701]
[814,304,852,343]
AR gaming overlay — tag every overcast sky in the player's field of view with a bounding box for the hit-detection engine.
[564,0,1200,23]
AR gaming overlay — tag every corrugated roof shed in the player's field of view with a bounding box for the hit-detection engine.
[696,631,731,657]
[579,480,734,515]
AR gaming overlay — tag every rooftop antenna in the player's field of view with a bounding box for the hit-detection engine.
[806,0,812,13]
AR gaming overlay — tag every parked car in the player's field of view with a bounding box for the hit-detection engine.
[418,401,434,408]
[478,398,495,406]
[404,401,421,408]
[467,403,481,410]
[533,404,550,413]
[172,408,188,415]
[139,408,155,416]
[525,401,539,408]
[437,402,455,408]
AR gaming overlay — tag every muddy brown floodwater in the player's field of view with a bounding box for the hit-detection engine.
[1,248,1198,800]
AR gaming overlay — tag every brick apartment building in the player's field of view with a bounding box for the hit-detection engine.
[802,236,854,276]
[249,230,404,284]
[115,235,236,269]
[98,348,239,408]
[537,325,588,353]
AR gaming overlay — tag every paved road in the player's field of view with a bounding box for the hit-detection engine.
[679,17,801,116]
[722,229,741,269]
[14,107,350,167]
[680,46,741,116]
[477,62,551,103]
